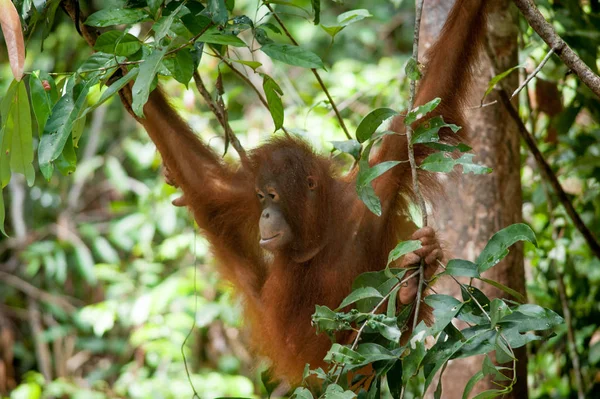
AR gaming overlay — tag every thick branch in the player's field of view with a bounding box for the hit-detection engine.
[483,37,600,259]
[513,0,600,98]
[497,90,600,259]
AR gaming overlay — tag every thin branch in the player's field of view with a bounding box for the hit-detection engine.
[512,47,554,99]
[264,3,352,140]
[213,53,291,136]
[471,47,555,110]
[542,185,586,399]
[513,0,600,98]
[0,271,78,312]
[497,90,600,258]
[192,70,249,166]
[27,299,52,382]
[483,40,600,259]
[404,0,427,335]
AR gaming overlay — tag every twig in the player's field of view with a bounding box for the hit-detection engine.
[192,70,249,166]
[264,3,352,140]
[513,0,600,98]
[542,185,586,399]
[512,47,554,99]
[472,47,555,110]
[27,299,52,381]
[0,271,77,312]
[404,0,427,335]
[483,40,600,259]
[212,54,290,136]
[556,264,586,399]
[497,91,600,258]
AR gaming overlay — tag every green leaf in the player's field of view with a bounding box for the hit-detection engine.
[489,299,510,328]
[320,25,344,39]
[425,142,471,153]
[85,8,150,27]
[312,305,349,334]
[420,153,492,175]
[311,0,320,25]
[425,294,463,335]
[199,31,246,47]
[419,152,455,173]
[387,359,403,398]
[355,343,397,364]
[324,384,357,399]
[476,223,537,273]
[94,31,142,56]
[387,240,421,266]
[227,58,262,71]
[456,154,493,174]
[331,140,361,160]
[148,0,164,18]
[402,323,427,385]
[261,22,281,34]
[261,369,279,399]
[337,287,382,309]
[369,317,402,343]
[0,80,18,188]
[207,0,228,25]
[324,343,365,365]
[499,304,563,332]
[80,67,140,120]
[0,187,5,236]
[131,46,167,117]
[412,115,460,144]
[153,1,187,43]
[73,243,97,285]
[29,71,58,134]
[39,78,91,180]
[7,81,35,186]
[462,371,484,399]
[457,285,491,325]
[443,259,479,278]
[163,49,194,85]
[55,134,77,176]
[337,9,371,27]
[356,108,397,143]
[405,57,421,81]
[405,98,441,125]
[482,64,523,102]
[494,333,514,364]
[472,389,507,399]
[481,278,526,302]
[291,387,314,399]
[356,160,400,216]
[262,74,284,131]
[181,13,212,36]
[261,43,324,69]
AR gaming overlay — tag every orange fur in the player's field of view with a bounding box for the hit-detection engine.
[136,0,489,384]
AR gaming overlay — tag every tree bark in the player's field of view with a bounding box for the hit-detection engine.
[421,1,528,398]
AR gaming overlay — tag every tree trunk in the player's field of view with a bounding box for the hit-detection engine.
[421,1,528,398]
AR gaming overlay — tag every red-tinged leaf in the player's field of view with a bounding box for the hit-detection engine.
[0,0,25,81]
